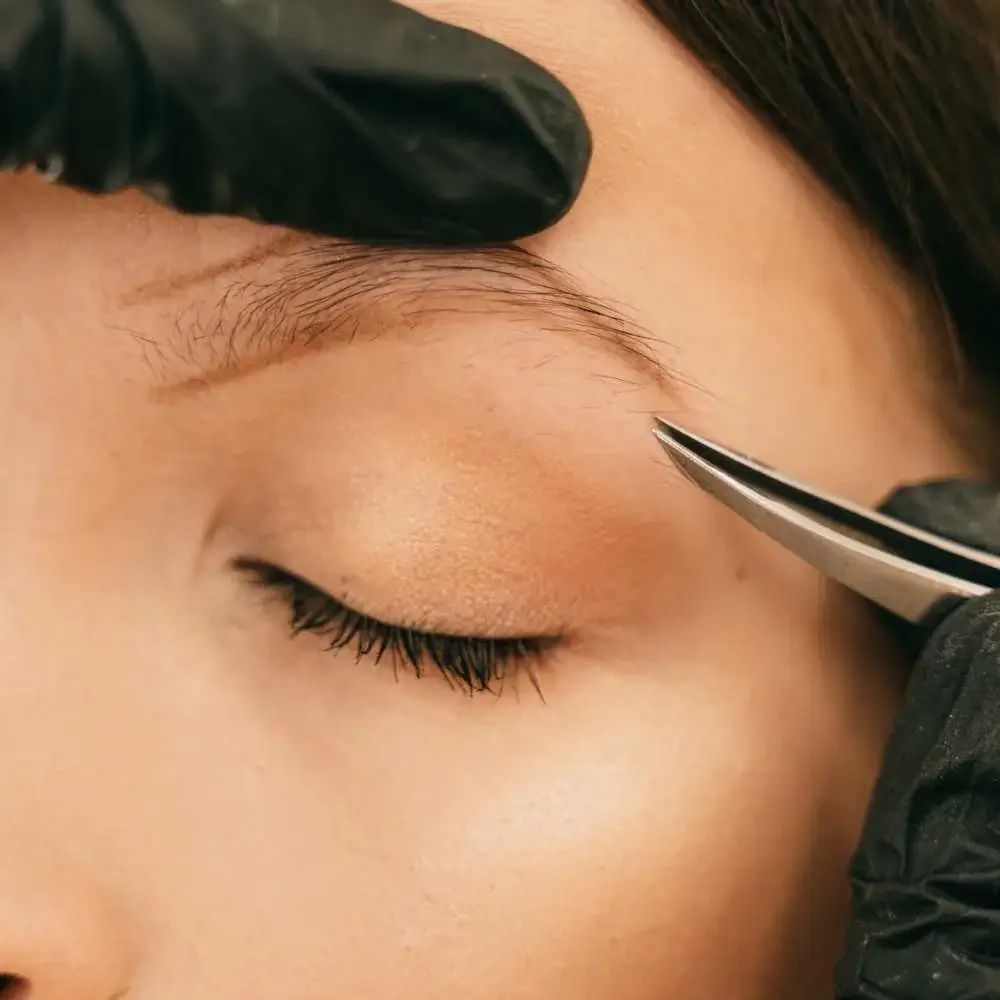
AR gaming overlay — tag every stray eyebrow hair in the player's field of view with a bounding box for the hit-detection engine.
[135,241,675,392]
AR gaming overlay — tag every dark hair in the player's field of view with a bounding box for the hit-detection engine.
[643,2,1000,447]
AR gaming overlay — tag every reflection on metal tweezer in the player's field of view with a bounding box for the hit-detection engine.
[652,418,1000,624]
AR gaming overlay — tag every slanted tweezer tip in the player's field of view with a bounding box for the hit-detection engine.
[652,417,734,470]
[651,415,689,450]
[646,413,1000,623]
[653,416,712,449]
[652,416,680,436]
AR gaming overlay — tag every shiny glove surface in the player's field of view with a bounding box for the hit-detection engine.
[836,480,1000,999]
[0,0,591,242]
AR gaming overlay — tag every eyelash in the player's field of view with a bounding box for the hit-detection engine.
[236,559,555,695]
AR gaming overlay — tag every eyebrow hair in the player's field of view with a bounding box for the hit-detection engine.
[133,241,674,393]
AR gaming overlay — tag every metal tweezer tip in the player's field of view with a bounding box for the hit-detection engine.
[652,417,1000,623]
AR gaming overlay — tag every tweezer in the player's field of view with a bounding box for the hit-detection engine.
[653,417,1000,626]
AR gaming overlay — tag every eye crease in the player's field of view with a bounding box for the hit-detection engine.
[235,558,559,696]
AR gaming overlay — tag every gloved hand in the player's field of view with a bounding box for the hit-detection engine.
[836,480,1000,999]
[0,0,591,243]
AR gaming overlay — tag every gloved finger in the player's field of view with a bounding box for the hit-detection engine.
[871,479,1000,654]
[881,479,1000,556]
[835,591,1000,999]
[1,0,591,242]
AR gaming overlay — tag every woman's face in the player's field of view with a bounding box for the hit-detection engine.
[0,2,976,998]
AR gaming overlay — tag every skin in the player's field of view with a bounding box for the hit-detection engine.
[0,2,980,998]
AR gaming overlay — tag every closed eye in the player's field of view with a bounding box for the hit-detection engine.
[235,558,559,696]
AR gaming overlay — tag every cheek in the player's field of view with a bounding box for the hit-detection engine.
[336,656,853,997]
[317,571,901,996]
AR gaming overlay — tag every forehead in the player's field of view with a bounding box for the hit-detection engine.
[402,0,718,154]
[399,0,798,286]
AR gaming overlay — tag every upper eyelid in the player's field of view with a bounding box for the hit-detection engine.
[236,558,563,645]
[130,241,677,395]
[238,559,554,696]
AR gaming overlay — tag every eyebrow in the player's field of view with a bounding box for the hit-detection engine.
[128,240,674,393]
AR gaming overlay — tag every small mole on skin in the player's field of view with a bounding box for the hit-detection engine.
[734,564,749,583]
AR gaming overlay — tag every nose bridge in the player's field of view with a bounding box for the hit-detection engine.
[0,589,140,1000]
[0,199,206,1000]
[0,391,153,1000]
[0,367,177,804]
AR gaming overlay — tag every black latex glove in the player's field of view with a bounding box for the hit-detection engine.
[835,480,1000,999]
[0,0,591,243]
